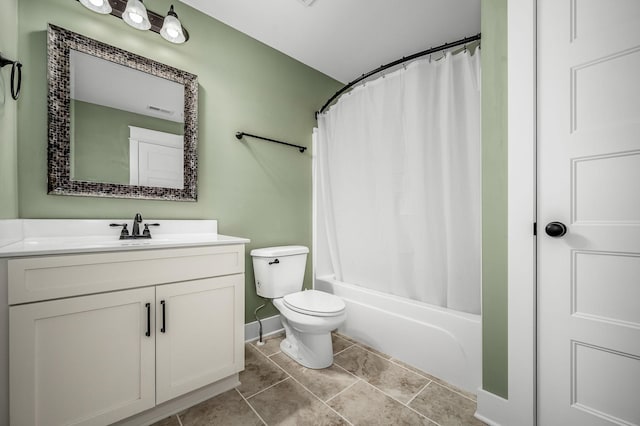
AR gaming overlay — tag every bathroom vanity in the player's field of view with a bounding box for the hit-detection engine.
[0,219,249,426]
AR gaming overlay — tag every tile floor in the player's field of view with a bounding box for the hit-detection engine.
[153,333,485,426]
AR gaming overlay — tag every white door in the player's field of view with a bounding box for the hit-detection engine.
[538,1,640,425]
[9,287,156,426]
[128,126,184,190]
[137,142,184,189]
[155,275,244,404]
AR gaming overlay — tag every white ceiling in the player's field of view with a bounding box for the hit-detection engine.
[180,0,481,83]
[70,50,184,123]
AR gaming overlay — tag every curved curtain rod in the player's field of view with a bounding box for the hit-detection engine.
[317,33,481,116]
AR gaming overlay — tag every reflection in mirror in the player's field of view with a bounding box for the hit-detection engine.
[69,50,185,188]
[47,24,198,201]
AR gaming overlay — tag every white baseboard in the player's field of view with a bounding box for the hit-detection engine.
[244,314,283,342]
[475,389,511,426]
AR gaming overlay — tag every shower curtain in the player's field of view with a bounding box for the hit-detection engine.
[317,50,481,315]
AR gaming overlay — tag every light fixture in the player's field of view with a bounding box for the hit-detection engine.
[75,0,190,44]
[160,5,186,44]
[123,0,151,30]
[79,0,112,14]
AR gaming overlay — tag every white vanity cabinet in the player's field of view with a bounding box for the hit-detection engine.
[155,275,244,404]
[10,287,157,426]
[7,244,246,426]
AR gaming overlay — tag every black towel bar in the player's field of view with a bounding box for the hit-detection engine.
[236,132,307,153]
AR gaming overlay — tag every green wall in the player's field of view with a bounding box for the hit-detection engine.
[11,0,510,396]
[0,0,19,219]
[481,0,508,398]
[17,0,342,323]
[72,100,183,185]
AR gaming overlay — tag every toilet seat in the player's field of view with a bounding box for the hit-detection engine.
[283,290,345,317]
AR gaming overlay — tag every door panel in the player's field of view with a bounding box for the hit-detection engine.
[572,152,640,223]
[155,275,244,404]
[137,142,183,189]
[570,0,640,42]
[538,0,640,424]
[572,342,640,425]
[573,251,640,327]
[10,287,155,426]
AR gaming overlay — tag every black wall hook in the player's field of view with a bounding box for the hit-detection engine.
[0,53,22,100]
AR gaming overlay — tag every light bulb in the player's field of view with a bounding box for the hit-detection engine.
[160,5,186,44]
[129,12,143,24]
[79,0,112,14]
[167,27,179,38]
[122,0,151,30]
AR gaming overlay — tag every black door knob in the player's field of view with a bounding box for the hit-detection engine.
[545,222,567,237]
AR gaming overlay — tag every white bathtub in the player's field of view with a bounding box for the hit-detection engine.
[315,275,481,394]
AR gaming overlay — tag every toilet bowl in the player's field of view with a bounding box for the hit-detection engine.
[251,246,346,369]
[274,290,346,369]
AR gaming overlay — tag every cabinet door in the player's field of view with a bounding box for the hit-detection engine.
[155,275,244,404]
[10,287,156,426]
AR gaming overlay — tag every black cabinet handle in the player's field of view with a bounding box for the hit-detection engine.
[160,300,166,333]
[145,303,151,337]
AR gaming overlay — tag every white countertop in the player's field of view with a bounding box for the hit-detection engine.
[0,219,250,257]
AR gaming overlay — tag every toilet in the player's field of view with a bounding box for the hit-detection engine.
[251,245,346,369]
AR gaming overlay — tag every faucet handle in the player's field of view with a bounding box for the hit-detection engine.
[142,223,160,238]
[110,223,130,239]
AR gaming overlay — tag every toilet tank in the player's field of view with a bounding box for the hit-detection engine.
[250,245,309,298]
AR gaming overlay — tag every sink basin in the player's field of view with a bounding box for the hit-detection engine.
[18,233,222,249]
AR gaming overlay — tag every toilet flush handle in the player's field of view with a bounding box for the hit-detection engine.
[269,258,280,265]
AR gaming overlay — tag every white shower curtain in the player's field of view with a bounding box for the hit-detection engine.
[317,50,481,315]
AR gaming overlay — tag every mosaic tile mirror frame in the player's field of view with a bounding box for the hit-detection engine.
[47,24,198,201]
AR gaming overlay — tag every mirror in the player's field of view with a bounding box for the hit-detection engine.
[47,24,198,201]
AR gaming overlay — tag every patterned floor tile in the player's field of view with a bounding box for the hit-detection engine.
[408,382,485,426]
[179,389,263,426]
[237,344,289,398]
[332,333,354,354]
[333,332,357,344]
[357,343,393,360]
[327,380,434,425]
[149,415,180,426]
[390,357,477,401]
[270,351,358,401]
[248,378,348,425]
[155,340,482,426]
[334,345,429,403]
[253,333,285,357]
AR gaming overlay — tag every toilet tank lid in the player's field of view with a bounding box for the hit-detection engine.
[250,245,309,257]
